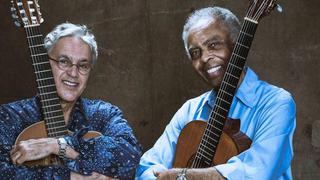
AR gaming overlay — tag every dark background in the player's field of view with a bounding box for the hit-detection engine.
[1,0,319,179]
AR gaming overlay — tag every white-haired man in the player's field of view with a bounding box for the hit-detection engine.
[0,22,141,179]
[136,6,296,180]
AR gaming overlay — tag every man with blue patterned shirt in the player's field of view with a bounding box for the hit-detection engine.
[0,22,141,179]
[136,7,296,180]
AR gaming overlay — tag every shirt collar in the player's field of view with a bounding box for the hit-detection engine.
[35,95,88,123]
[206,67,260,108]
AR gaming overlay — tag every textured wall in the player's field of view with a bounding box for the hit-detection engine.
[1,0,319,179]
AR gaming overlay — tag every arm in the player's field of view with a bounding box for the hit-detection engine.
[64,102,142,179]
[0,101,71,179]
[215,96,296,179]
[136,102,190,179]
[0,139,70,179]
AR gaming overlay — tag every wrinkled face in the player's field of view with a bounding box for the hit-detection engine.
[48,36,92,104]
[187,19,234,90]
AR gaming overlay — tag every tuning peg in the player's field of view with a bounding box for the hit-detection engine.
[276,4,283,13]
[11,13,18,19]
[10,6,16,13]
[14,21,21,27]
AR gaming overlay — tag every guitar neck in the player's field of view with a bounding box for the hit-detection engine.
[24,24,67,137]
[192,18,258,168]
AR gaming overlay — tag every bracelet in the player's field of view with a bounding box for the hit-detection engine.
[176,168,188,180]
[57,137,67,159]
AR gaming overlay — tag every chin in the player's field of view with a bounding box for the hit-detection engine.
[59,94,79,103]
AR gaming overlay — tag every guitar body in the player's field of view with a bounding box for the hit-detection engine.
[15,121,101,166]
[173,118,251,167]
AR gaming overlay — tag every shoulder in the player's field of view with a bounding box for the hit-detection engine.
[0,97,38,115]
[253,82,296,133]
[80,98,123,117]
[180,90,212,110]
[256,81,295,109]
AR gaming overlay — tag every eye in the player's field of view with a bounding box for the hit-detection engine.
[189,48,201,60]
[79,63,90,70]
[208,41,222,49]
[58,58,70,65]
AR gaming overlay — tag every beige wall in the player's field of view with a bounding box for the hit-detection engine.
[1,0,319,179]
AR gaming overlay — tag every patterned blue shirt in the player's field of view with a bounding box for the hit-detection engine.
[136,67,296,180]
[0,96,142,179]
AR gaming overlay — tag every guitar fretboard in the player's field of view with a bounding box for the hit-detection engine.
[192,18,258,168]
[24,24,67,137]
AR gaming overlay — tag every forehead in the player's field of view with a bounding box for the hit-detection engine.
[187,19,230,47]
[51,36,92,61]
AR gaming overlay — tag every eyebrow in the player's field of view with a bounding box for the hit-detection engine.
[202,35,222,47]
[58,54,90,63]
[188,35,223,52]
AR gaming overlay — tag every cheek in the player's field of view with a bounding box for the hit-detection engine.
[80,76,90,89]
[192,61,201,71]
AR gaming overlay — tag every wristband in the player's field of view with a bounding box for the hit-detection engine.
[176,168,188,180]
[57,137,67,159]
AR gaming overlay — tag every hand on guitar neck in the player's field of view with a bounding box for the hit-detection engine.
[155,167,225,180]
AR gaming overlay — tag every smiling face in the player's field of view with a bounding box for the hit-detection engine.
[48,36,92,104]
[187,19,234,90]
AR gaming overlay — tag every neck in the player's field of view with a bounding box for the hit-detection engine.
[213,69,246,92]
[60,99,76,124]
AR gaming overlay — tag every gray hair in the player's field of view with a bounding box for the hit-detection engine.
[44,22,98,64]
[182,7,241,59]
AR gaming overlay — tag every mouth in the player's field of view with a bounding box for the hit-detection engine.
[207,65,222,74]
[62,80,79,87]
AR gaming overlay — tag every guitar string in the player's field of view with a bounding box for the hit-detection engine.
[25,25,67,137]
[192,18,255,168]
[193,19,253,167]
[25,25,56,135]
[253,1,269,21]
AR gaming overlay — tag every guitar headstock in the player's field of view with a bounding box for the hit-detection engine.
[10,0,44,27]
[246,0,280,22]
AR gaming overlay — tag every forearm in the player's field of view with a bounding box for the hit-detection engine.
[64,134,141,178]
[156,167,225,180]
[0,161,70,179]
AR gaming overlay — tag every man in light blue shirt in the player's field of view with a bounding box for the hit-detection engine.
[136,6,296,180]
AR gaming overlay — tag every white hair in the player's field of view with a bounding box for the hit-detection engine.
[44,22,98,64]
[182,7,241,59]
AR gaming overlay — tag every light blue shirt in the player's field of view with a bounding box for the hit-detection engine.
[136,67,296,180]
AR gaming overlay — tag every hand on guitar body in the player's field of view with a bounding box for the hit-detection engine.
[10,137,79,164]
[155,167,225,180]
[10,137,118,179]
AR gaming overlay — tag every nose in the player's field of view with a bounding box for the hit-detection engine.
[201,50,214,63]
[66,65,79,78]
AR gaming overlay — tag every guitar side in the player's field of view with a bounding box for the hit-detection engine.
[173,119,252,168]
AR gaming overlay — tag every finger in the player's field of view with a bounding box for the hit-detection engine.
[10,145,20,155]
[153,170,160,177]
[15,148,27,165]
[16,153,26,165]
[11,151,22,164]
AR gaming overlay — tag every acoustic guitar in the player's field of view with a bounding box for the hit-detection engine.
[10,0,101,166]
[173,0,279,168]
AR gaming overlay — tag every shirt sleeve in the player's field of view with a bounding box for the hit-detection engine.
[0,101,71,180]
[0,128,70,179]
[64,102,142,179]
[215,95,296,179]
[136,102,190,180]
